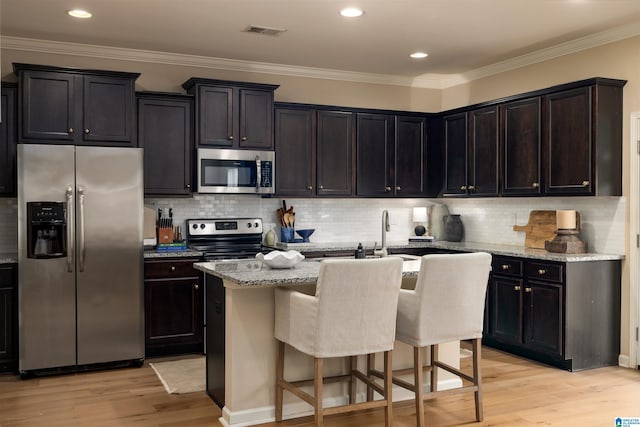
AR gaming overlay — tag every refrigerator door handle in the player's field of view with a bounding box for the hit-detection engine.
[78,186,86,272]
[66,186,74,272]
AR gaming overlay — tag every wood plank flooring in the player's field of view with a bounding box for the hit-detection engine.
[0,347,638,426]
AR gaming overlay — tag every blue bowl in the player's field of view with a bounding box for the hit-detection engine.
[296,229,315,242]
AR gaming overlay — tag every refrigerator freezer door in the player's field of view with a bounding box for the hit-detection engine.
[75,146,144,365]
[18,144,77,371]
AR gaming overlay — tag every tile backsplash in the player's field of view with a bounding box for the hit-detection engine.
[0,195,625,255]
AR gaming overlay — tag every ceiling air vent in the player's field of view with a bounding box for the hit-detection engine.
[244,25,287,36]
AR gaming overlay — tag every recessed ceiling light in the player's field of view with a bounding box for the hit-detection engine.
[68,9,92,18]
[340,8,364,18]
[410,52,428,59]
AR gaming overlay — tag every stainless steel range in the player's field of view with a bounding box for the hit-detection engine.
[186,218,264,260]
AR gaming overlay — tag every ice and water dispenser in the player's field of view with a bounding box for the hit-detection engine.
[26,201,67,258]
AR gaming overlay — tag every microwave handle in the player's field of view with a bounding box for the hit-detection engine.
[255,155,261,192]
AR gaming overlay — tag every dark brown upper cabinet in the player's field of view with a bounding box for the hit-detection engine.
[275,106,353,197]
[0,84,17,196]
[137,92,194,196]
[543,82,623,196]
[356,113,396,197]
[442,107,499,197]
[502,97,542,196]
[14,63,139,147]
[395,115,429,197]
[182,78,279,150]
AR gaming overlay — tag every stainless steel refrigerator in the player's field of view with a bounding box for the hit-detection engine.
[17,144,144,375]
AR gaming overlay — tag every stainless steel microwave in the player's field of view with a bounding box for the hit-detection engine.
[197,148,275,194]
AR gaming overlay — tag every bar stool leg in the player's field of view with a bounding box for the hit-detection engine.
[349,356,358,404]
[430,344,439,392]
[472,338,483,421]
[275,340,284,421]
[383,350,393,427]
[414,346,425,427]
[366,353,376,401]
[314,357,324,427]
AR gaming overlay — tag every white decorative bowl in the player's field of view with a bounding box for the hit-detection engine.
[256,250,305,269]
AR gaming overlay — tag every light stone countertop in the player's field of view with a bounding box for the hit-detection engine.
[272,240,624,262]
[0,253,18,264]
[143,249,203,259]
[194,258,422,288]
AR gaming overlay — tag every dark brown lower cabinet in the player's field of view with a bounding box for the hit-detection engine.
[484,255,620,371]
[0,264,18,373]
[144,258,204,357]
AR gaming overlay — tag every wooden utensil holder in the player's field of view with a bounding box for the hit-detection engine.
[158,227,174,244]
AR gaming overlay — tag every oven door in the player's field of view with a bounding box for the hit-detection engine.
[197,148,274,194]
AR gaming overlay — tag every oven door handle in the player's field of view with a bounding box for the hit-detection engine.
[255,155,261,192]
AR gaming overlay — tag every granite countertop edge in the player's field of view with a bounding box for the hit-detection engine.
[271,241,623,262]
[0,253,18,264]
[144,249,203,259]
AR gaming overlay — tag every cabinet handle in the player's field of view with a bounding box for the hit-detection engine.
[319,185,324,190]
[385,186,392,192]
[170,266,176,271]
[307,185,313,190]
[532,182,540,188]
[396,186,401,191]
[514,285,521,291]
[502,264,510,270]
[460,185,467,190]
[194,284,199,290]
[228,135,234,140]
[68,128,74,134]
[582,180,590,187]
[538,269,546,275]
[241,137,247,141]
[525,287,532,293]
[84,129,90,134]
[185,184,191,189]
[468,185,475,191]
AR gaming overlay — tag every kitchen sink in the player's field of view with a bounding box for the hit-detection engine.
[309,254,420,262]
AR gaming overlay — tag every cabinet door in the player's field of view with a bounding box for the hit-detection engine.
[20,71,77,142]
[198,86,235,147]
[275,108,315,196]
[0,265,17,372]
[82,76,136,146]
[469,106,499,196]
[317,110,354,196]
[544,87,592,195]
[145,277,203,357]
[489,275,523,344]
[395,116,426,196]
[0,86,17,196]
[524,281,563,357]
[356,113,395,196]
[502,97,542,195]
[442,112,468,195]
[239,89,274,149]
[138,96,193,195]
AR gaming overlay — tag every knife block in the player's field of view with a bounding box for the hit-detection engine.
[157,227,174,244]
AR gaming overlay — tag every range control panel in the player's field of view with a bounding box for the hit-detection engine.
[186,218,263,236]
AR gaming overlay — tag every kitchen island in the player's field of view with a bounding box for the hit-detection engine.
[194,257,462,427]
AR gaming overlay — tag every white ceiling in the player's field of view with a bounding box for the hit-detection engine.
[2,0,640,87]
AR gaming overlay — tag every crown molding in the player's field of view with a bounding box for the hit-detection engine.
[0,36,444,89]
[2,19,640,91]
[439,20,640,88]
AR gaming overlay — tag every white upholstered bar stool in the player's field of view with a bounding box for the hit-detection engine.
[274,257,404,427]
[392,252,492,427]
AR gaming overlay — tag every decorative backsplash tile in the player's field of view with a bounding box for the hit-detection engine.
[0,195,625,255]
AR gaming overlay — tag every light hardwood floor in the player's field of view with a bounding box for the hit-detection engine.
[0,346,638,426]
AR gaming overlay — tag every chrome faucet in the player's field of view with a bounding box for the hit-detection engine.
[374,210,390,257]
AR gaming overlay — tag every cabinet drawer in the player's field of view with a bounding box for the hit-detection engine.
[144,259,200,279]
[491,256,522,277]
[526,261,563,283]
[0,265,16,286]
